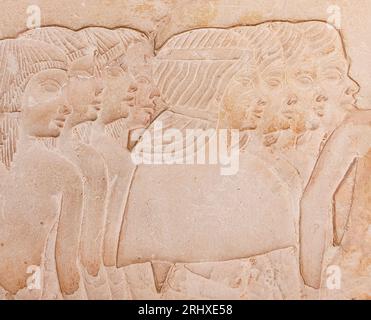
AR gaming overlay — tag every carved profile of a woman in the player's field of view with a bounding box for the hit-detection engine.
[0,39,83,296]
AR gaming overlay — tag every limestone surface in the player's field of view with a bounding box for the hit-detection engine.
[0,0,370,300]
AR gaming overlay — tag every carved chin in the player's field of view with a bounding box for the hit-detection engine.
[47,122,62,137]
[340,99,357,110]
[87,111,98,122]
[306,118,320,131]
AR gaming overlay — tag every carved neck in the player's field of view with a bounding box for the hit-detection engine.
[92,118,130,149]
[72,122,93,145]
[18,132,53,150]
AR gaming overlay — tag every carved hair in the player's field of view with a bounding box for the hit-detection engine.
[79,27,149,71]
[268,22,305,64]
[218,25,284,131]
[218,85,259,130]
[0,39,67,167]
[299,21,344,58]
[154,28,250,122]
[20,26,89,63]
[233,24,284,87]
[0,114,19,168]
[0,39,67,113]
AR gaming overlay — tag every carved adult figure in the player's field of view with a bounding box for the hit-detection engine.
[278,22,360,288]
[80,28,160,295]
[0,39,83,296]
[300,111,370,289]
[238,22,360,288]
[20,27,110,299]
[237,22,358,181]
[117,26,300,293]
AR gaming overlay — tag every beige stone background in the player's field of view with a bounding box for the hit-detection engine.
[0,0,370,299]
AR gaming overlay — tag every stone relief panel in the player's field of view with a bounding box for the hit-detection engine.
[0,19,369,300]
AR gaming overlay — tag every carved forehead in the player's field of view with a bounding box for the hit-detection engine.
[300,21,345,57]
[22,69,68,109]
[79,27,150,70]
[26,69,68,86]
[263,21,346,68]
[0,39,67,113]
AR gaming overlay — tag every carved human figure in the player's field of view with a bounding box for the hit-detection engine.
[238,22,361,289]
[80,28,160,295]
[0,39,83,296]
[263,22,359,179]
[279,23,361,288]
[117,27,299,294]
[60,52,106,275]
[20,27,111,299]
[0,21,366,299]
[118,22,363,295]
[299,111,370,289]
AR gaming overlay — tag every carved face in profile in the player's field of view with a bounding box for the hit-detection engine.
[286,51,359,130]
[257,58,296,138]
[315,51,359,124]
[285,26,360,130]
[125,42,161,129]
[99,57,135,125]
[221,82,266,131]
[21,69,71,138]
[66,54,104,126]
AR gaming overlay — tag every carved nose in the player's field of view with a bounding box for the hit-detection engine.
[345,80,359,95]
[315,95,328,103]
[128,84,138,93]
[286,94,298,106]
[59,104,72,115]
[95,86,104,96]
[149,87,161,99]
[95,79,105,96]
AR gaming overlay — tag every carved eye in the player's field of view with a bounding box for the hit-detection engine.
[74,70,94,79]
[137,76,150,85]
[266,78,282,88]
[41,80,60,93]
[296,74,314,86]
[107,66,123,77]
[128,84,138,93]
[81,68,94,77]
[324,70,342,82]
[257,98,267,106]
